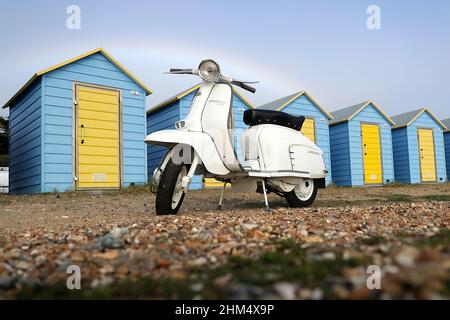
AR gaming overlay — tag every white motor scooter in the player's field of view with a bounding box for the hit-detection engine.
[145,60,328,215]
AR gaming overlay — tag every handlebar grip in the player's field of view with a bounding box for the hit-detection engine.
[169,68,184,72]
[240,82,256,93]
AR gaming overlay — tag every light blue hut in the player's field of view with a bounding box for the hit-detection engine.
[442,118,450,180]
[329,100,395,187]
[3,48,152,194]
[146,84,254,189]
[391,109,447,184]
[259,91,333,185]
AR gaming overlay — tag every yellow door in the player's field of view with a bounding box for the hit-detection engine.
[301,118,315,142]
[76,85,120,189]
[361,124,383,184]
[418,128,437,182]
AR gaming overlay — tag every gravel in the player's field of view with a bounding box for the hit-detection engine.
[0,184,448,299]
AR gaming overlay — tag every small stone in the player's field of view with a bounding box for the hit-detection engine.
[16,261,30,270]
[242,223,258,230]
[93,250,120,260]
[190,257,207,267]
[35,255,48,267]
[91,276,114,288]
[67,234,85,242]
[109,227,129,238]
[174,246,187,255]
[70,251,86,262]
[214,274,232,287]
[321,252,336,260]
[395,246,420,268]
[95,235,125,250]
[190,283,204,292]
[157,259,172,268]
[218,235,229,243]
[5,248,21,259]
[99,264,115,274]
[0,276,16,289]
[273,282,297,300]
[311,288,323,300]
[301,236,323,244]
[247,229,268,240]
[298,229,308,237]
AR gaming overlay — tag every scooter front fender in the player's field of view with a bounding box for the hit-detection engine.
[145,130,230,175]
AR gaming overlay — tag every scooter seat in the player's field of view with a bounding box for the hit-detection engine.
[243,109,305,131]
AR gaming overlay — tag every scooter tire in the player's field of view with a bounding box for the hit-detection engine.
[284,180,318,208]
[155,160,186,215]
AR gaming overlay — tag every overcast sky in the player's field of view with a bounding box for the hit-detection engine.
[1,0,449,120]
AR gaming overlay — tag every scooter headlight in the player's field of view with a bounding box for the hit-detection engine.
[198,59,221,82]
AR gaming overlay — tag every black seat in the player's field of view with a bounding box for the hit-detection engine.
[243,109,305,131]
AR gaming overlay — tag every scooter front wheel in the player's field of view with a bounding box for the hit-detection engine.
[155,160,187,215]
[284,178,318,208]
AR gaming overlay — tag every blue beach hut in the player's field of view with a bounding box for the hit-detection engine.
[329,100,395,187]
[3,48,152,194]
[391,108,447,184]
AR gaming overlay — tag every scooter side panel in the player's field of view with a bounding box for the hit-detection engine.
[255,125,327,178]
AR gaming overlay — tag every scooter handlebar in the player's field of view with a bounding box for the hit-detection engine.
[231,80,256,93]
[168,68,195,74]
[240,82,256,93]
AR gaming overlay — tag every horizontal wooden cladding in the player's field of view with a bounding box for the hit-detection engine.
[8,80,42,194]
[78,155,119,165]
[78,164,119,174]
[78,109,118,121]
[78,122,119,133]
[78,86,120,96]
[77,101,120,114]
[79,96,118,105]
[78,146,119,156]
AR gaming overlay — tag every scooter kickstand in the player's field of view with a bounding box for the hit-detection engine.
[261,179,271,212]
[217,182,227,210]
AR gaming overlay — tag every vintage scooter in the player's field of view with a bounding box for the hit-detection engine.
[145,60,328,215]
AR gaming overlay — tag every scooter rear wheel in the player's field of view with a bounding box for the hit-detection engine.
[155,160,187,215]
[284,179,318,208]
